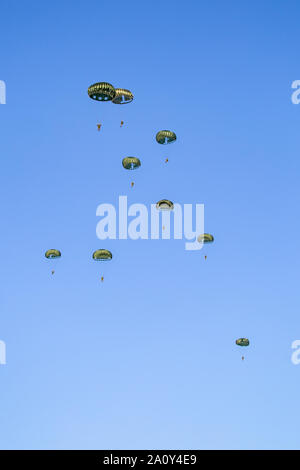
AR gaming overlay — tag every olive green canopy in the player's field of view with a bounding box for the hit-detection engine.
[122,157,141,170]
[112,88,133,104]
[93,249,113,261]
[236,338,250,347]
[156,130,177,145]
[197,233,214,244]
[156,200,174,211]
[88,82,116,101]
[45,249,61,259]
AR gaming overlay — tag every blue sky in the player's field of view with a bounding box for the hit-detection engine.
[1,0,300,450]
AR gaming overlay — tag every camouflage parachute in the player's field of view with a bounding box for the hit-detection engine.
[156,130,177,145]
[236,338,250,347]
[112,88,134,104]
[92,249,113,261]
[156,200,174,211]
[88,82,116,101]
[197,233,214,244]
[122,157,141,170]
[45,249,61,259]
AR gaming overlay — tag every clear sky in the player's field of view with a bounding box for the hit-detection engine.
[1,0,300,450]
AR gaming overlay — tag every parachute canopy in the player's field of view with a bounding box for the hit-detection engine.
[88,82,116,101]
[112,88,133,104]
[45,249,61,259]
[156,130,177,145]
[156,199,174,211]
[236,338,250,347]
[93,249,113,261]
[197,233,214,244]
[122,157,141,170]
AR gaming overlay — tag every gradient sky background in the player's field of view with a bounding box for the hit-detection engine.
[1,0,300,450]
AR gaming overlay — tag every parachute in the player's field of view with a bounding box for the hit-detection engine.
[45,249,61,275]
[198,234,214,260]
[236,338,250,360]
[45,249,61,259]
[92,249,113,261]
[156,130,177,145]
[122,157,141,170]
[112,88,134,104]
[93,250,112,283]
[156,200,174,211]
[122,157,141,188]
[197,233,214,244]
[236,338,250,347]
[156,131,176,164]
[88,82,116,101]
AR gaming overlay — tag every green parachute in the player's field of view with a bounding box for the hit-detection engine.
[236,338,250,347]
[88,82,116,101]
[92,249,113,261]
[156,130,177,145]
[156,200,174,211]
[112,88,134,104]
[45,249,61,259]
[45,249,61,275]
[122,157,141,170]
[93,249,112,283]
[122,157,141,188]
[236,338,249,360]
[198,234,214,260]
[197,233,214,244]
